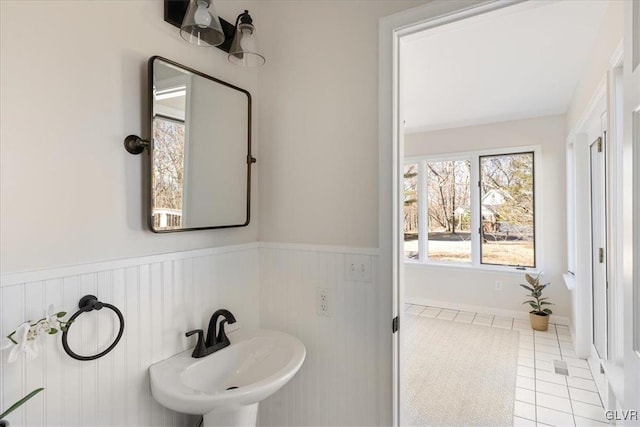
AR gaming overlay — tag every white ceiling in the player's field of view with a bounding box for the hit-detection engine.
[401,0,610,134]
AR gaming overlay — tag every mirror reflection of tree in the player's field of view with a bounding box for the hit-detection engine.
[152,117,185,228]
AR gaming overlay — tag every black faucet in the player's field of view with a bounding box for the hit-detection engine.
[185,309,237,358]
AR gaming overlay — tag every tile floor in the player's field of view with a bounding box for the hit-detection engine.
[404,304,609,427]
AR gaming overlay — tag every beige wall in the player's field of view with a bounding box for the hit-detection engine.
[404,115,572,317]
[257,0,426,247]
[1,0,428,271]
[0,1,261,273]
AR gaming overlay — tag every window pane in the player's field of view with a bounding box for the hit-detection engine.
[152,117,185,230]
[426,160,471,263]
[403,163,419,260]
[480,152,535,267]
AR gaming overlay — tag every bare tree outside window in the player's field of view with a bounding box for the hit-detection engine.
[426,160,472,263]
[404,163,419,259]
[480,152,535,267]
[405,149,537,270]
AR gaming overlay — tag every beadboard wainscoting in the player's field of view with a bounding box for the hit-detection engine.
[257,244,381,427]
[0,244,259,427]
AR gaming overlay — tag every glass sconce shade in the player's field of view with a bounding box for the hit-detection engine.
[228,11,265,67]
[180,0,225,47]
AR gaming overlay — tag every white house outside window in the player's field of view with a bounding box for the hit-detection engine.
[404,147,540,272]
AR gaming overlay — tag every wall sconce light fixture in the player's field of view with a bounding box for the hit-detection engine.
[164,0,265,67]
[179,0,225,47]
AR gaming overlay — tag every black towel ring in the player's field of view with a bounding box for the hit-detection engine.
[61,295,125,361]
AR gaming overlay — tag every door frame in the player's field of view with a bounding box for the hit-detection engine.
[623,0,640,412]
[589,126,608,363]
[567,44,630,406]
[378,1,525,424]
[567,81,607,358]
[379,1,639,423]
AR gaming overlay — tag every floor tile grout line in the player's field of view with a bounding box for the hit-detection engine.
[513,319,537,424]
[535,400,578,416]
[567,392,604,408]
[553,324,577,426]
[547,380,597,394]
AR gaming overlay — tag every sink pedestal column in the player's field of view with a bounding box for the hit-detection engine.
[202,403,259,427]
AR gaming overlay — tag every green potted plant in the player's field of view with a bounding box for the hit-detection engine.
[0,388,44,426]
[1,305,70,425]
[520,273,553,331]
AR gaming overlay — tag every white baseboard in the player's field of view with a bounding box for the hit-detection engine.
[405,296,570,326]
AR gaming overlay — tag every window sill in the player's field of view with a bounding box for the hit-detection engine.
[404,260,539,276]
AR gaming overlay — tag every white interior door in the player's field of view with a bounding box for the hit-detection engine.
[590,130,608,360]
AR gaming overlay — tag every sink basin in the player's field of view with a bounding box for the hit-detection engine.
[150,329,305,427]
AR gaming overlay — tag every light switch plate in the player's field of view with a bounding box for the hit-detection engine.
[345,254,372,283]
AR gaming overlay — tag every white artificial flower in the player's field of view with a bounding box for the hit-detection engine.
[46,304,57,324]
[5,321,31,362]
[36,320,51,334]
[25,325,40,360]
[2,305,64,363]
[36,304,58,335]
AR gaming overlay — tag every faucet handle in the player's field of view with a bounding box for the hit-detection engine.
[185,329,206,358]
[186,329,204,338]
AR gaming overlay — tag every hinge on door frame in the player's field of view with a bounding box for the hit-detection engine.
[596,136,603,153]
[599,247,604,263]
[392,316,399,333]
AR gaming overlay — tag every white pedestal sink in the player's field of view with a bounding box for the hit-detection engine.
[149,329,305,427]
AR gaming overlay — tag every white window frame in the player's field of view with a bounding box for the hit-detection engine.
[405,145,542,274]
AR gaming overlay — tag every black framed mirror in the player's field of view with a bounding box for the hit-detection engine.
[146,56,255,232]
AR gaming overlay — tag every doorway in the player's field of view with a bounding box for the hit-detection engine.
[380,1,625,425]
[589,113,608,362]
